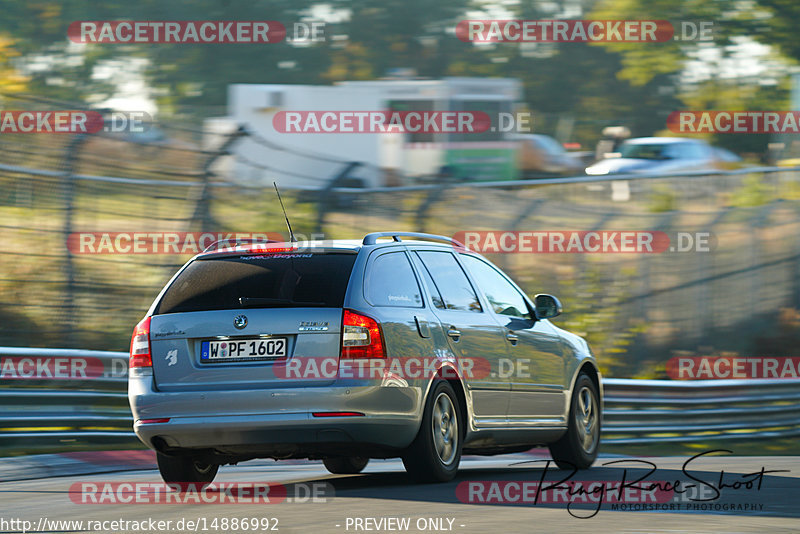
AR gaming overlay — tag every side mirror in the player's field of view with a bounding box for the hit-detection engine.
[534,294,562,320]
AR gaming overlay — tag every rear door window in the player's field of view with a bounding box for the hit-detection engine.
[416,251,482,312]
[155,253,356,314]
[410,253,446,309]
[365,251,423,307]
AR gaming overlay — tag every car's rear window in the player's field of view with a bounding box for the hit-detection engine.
[154,253,356,314]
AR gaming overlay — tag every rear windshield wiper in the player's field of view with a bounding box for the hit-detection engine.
[238,297,328,307]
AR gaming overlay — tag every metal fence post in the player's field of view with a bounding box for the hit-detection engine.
[414,183,452,233]
[315,161,363,235]
[61,133,88,346]
[702,207,732,333]
[191,126,248,232]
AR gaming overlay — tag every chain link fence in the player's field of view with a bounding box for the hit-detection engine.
[1,96,799,378]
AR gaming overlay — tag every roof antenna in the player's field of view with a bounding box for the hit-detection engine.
[273,181,296,243]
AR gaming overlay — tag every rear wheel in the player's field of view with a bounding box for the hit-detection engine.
[156,452,219,484]
[402,381,462,483]
[322,456,369,474]
[548,373,600,470]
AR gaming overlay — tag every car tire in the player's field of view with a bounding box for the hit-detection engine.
[322,456,369,475]
[548,373,601,470]
[156,452,219,484]
[402,380,462,483]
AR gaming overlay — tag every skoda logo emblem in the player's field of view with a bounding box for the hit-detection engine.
[233,315,248,329]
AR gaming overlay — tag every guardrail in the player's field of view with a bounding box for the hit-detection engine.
[0,347,133,453]
[601,378,800,444]
[2,348,799,452]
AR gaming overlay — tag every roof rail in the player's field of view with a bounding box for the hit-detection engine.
[202,238,283,253]
[362,232,466,248]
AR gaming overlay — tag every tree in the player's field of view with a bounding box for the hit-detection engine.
[0,36,27,95]
[589,0,796,153]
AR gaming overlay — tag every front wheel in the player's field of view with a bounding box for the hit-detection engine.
[322,456,369,474]
[548,372,601,470]
[156,452,218,484]
[402,381,463,483]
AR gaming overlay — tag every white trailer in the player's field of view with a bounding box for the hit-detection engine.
[213,78,522,189]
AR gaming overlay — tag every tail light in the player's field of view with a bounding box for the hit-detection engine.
[247,243,298,254]
[341,309,385,359]
[130,316,152,368]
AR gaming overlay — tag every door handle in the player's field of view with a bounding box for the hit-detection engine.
[447,327,462,341]
[506,331,519,345]
[414,316,431,338]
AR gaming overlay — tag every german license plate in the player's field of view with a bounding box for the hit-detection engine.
[201,338,287,363]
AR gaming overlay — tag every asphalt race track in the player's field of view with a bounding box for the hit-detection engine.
[0,453,797,534]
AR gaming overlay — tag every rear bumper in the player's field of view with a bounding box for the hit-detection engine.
[129,375,422,453]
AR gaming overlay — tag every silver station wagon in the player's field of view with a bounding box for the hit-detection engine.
[128,232,602,483]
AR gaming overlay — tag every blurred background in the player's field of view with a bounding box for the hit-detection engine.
[1,0,800,382]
